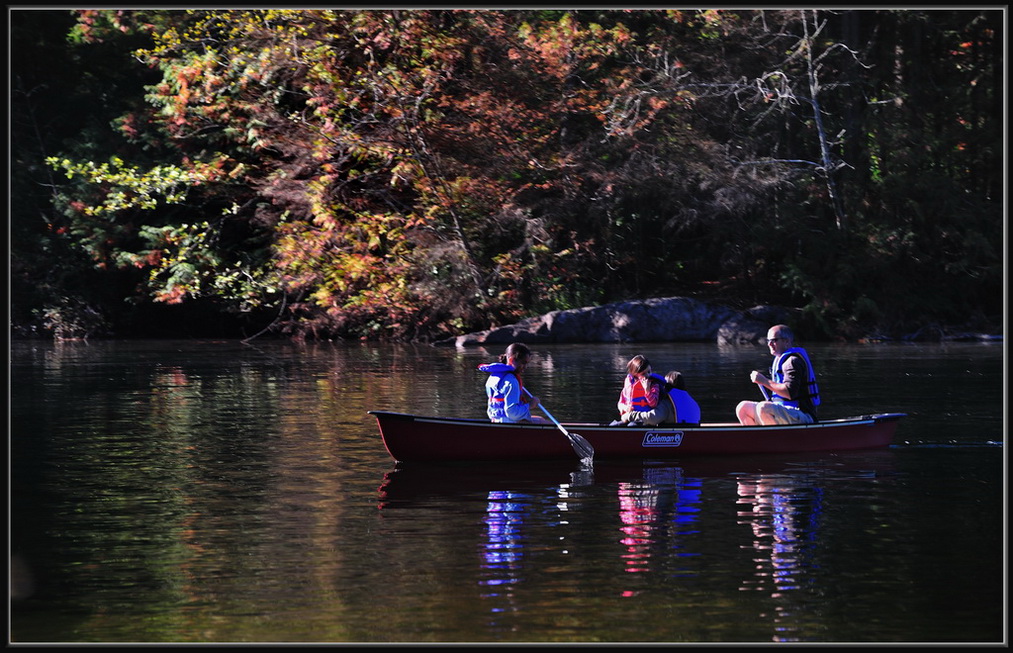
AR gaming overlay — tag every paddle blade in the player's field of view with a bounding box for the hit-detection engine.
[567,431,595,462]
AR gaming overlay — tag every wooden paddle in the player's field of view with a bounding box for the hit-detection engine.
[524,388,595,462]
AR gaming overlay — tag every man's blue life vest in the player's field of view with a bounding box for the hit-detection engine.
[768,347,821,409]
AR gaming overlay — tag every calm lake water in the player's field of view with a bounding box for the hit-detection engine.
[9,339,1006,644]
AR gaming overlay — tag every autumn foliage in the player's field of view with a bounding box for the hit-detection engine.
[12,9,1003,340]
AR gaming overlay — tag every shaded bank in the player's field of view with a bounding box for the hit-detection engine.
[435,297,1003,346]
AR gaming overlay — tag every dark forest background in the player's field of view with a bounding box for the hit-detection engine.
[9,9,1004,342]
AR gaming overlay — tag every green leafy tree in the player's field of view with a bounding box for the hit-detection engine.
[10,9,156,338]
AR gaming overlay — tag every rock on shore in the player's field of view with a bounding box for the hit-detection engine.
[435,297,796,347]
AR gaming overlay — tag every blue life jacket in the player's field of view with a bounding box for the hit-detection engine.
[666,388,701,424]
[648,373,701,424]
[478,363,525,423]
[768,347,821,410]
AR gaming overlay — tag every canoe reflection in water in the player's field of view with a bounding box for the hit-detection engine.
[376,452,899,639]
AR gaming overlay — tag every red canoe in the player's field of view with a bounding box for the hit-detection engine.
[369,410,907,462]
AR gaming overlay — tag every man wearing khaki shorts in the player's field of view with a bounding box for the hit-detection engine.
[736,325,821,425]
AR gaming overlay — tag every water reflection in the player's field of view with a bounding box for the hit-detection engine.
[617,466,702,581]
[377,453,910,641]
[480,489,526,626]
[732,460,895,643]
[742,477,818,578]
[11,341,1004,644]
[735,475,818,641]
[482,490,526,587]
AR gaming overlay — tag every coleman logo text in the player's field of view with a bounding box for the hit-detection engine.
[642,431,684,447]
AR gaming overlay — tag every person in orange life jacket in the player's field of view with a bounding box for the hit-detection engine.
[617,367,702,426]
[735,324,821,425]
[613,355,669,426]
[478,342,548,424]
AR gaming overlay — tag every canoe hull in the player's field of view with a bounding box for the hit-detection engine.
[369,411,906,462]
